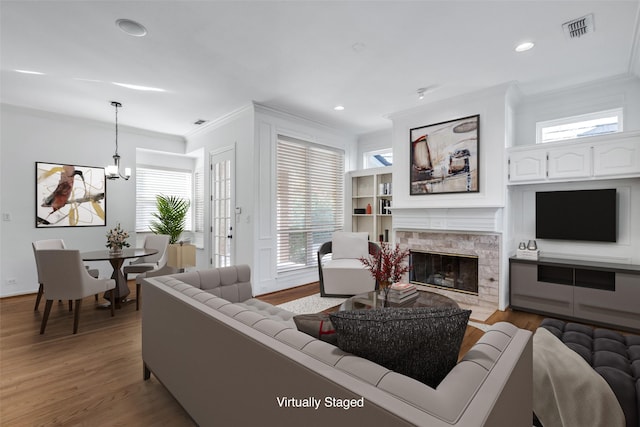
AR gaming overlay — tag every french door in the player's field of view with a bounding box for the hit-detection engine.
[210,146,235,268]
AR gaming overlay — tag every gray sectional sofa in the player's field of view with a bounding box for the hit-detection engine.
[141,265,533,427]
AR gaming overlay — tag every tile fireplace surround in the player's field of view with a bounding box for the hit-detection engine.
[396,230,500,316]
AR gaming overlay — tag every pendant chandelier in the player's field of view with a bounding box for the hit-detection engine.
[105,101,131,180]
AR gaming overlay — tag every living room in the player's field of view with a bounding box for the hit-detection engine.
[2,1,640,426]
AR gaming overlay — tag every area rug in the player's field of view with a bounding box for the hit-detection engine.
[276,293,346,314]
[468,320,490,331]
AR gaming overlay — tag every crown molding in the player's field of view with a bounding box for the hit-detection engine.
[183,103,254,139]
[1,103,185,143]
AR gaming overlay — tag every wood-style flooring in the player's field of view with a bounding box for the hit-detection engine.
[0,281,545,426]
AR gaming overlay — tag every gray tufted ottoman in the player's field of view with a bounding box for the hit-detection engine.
[539,318,640,427]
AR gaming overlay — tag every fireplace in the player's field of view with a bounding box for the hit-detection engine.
[410,251,478,294]
[396,230,500,312]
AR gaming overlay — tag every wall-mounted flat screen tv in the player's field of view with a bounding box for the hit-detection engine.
[535,189,617,242]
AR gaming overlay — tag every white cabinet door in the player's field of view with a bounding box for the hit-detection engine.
[593,139,640,177]
[547,146,591,180]
[509,149,546,182]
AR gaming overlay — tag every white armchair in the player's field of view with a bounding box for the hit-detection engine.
[36,249,116,334]
[317,232,380,297]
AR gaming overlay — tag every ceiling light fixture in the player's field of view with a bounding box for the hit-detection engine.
[105,101,131,180]
[116,19,147,37]
[416,85,439,100]
[515,42,535,52]
[334,105,345,111]
[15,69,44,75]
[112,82,165,92]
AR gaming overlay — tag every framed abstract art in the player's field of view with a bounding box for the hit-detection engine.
[35,161,106,227]
[410,114,479,195]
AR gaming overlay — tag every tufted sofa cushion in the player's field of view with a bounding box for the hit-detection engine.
[539,318,640,427]
[163,265,253,303]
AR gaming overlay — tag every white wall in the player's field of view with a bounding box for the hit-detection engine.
[514,74,640,146]
[253,104,357,295]
[356,128,392,170]
[390,83,510,210]
[185,105,255,272]
[509,179,640,265]
[0,104,185,297]
[508,74,640,266]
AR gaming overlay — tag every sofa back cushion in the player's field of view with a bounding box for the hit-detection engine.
[169,265,252,303]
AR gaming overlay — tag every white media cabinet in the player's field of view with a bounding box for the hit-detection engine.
[509,256,640,332]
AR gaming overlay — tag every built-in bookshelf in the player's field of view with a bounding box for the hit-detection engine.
[347,167,393,243]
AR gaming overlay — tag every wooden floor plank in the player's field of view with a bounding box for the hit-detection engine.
[0,280,543,425]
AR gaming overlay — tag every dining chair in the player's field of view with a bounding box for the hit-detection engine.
[32,239,100,311]
[36,249,116,334]
[123,234,170,310]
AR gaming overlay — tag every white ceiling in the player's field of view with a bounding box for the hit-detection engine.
[2,1,639,138]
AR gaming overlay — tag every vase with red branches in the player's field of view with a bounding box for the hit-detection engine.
[360,243,411,307]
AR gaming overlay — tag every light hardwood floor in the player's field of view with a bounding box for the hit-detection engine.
[0,281,544,426]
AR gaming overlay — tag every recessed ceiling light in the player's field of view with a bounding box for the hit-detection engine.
[515,42,535,52]
[112,82,166,92]
[116,19,147,37]
[15,69,44,75]
[334,105,345,111]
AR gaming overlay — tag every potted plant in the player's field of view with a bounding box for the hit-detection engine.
[360,242,411,306]
[149,195,190,244]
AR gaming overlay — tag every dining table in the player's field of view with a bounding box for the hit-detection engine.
[82,248,158,307]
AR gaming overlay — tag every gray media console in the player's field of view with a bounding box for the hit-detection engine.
[509,257,640,332]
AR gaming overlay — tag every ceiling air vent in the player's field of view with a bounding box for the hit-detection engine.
[194,119,207,125]
[562,14,594,39]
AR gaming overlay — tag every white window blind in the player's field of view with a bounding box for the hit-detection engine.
[136,167,193,232]
[277,135,344,272]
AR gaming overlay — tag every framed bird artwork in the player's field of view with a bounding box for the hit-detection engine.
[35,162,106,228]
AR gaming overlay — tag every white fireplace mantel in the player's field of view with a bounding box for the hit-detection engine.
[392,206,504,233]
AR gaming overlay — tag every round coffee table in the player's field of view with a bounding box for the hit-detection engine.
[340,290,459,311]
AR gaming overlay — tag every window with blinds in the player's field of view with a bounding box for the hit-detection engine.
[277,135,344,272]
[136,167,193,232]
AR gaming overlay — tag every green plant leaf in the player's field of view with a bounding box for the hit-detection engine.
[149,194,190,244]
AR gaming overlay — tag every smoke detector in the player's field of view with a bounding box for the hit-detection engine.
[562,14,595,39]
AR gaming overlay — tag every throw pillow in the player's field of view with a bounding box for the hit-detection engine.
[330,307,471,388]
[332,231,369,260]
[293,313,338,345]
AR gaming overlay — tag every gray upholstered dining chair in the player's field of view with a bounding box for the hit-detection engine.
[36,249,116,334]
[32,239,100,311]
[123,234,170,310]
